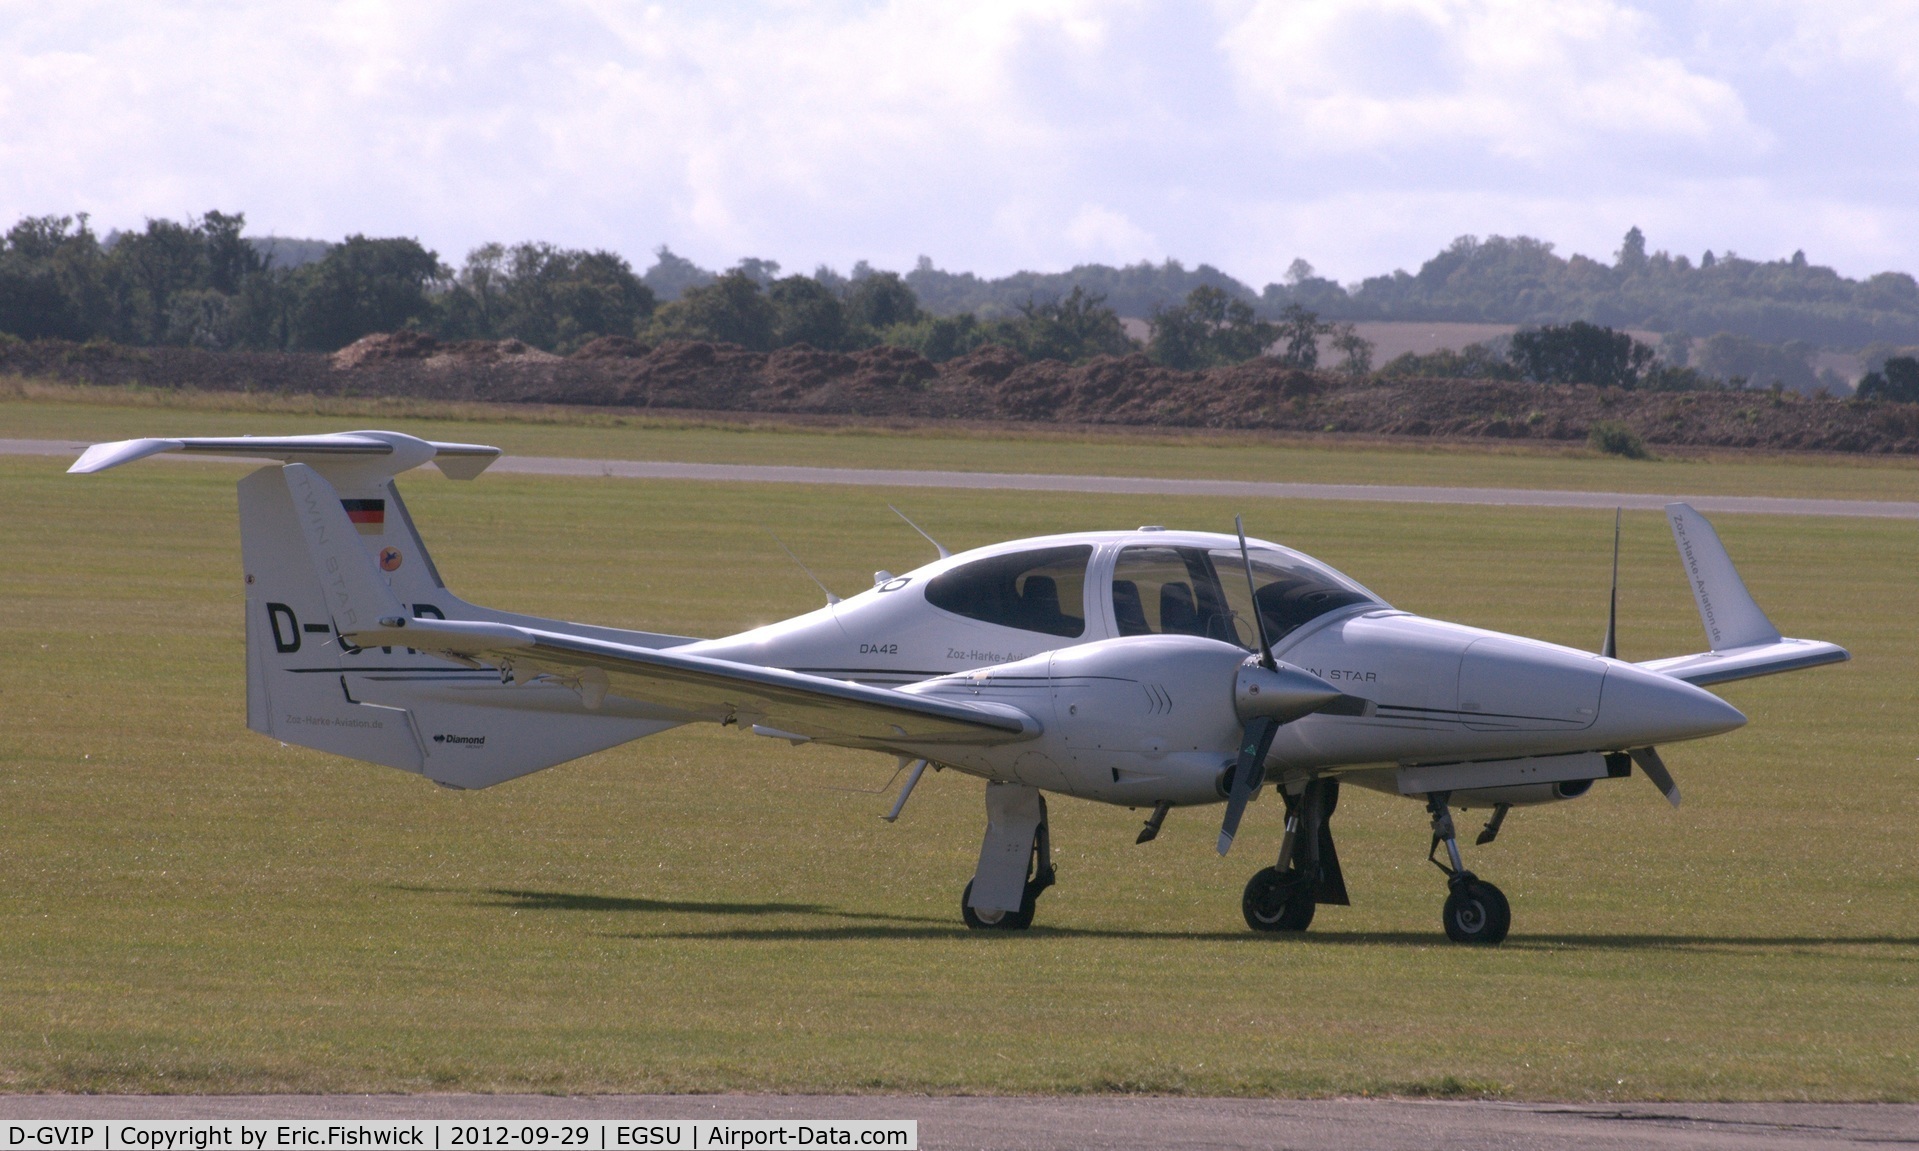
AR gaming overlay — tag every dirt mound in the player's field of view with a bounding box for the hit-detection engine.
[7,334,1919,455]
[569,336,652,360]
[330,330,439,369]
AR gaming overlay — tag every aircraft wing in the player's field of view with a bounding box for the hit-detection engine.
[348,616,1039,751]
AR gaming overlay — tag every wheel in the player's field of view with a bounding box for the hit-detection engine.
[961,879,1036,930]
[1242,866,1316,933]
[1442,878,1511,944]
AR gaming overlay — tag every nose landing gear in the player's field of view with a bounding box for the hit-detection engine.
[1426,792,1510,945]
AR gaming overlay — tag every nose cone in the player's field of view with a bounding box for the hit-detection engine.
[1235,659,1346,724]
[1596,663,1746,747]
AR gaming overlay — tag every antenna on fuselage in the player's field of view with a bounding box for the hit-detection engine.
[760,526,841,606]
[888,504,951,559]
[1601,507,1621,659]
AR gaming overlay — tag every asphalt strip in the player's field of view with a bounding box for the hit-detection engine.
[0,1096,1914,1150]
[10,438,1919,519]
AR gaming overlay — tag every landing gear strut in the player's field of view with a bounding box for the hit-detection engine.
[1426,792,1511,945]
[1243,778,1348,933]
[962,784,1055,930]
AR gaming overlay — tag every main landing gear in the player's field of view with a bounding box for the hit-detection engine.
[1242,778,1349,933]
[1426,791,1511,945]
[962,782,1055,930]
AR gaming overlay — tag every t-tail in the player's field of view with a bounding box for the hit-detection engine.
[71,432,698,788]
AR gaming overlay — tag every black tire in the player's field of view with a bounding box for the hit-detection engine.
[961,879,1037,930]
[1442,878,1511,944]
[1242,866,1316,933]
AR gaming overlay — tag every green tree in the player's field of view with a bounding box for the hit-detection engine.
[201,210,263,295]
[0,215,97,340]
[1274,303,1328,368]
[846,271,922,331]
[109,218,211,343]
[1508,321,1654,387]
[877,313,990,362]
[1379,343,1520,380]
[768,274,850,349]
[462,243,654,351]
[997,287,1135,362]
[1148,286,1276,369]
[644,269,778,350]
[1615,225,1648,274]
[1328,322,1374,376]
[1856,356,1919,402]
[291,235,445,351]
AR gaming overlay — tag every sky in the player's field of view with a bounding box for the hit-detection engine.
[4,0,1918,288]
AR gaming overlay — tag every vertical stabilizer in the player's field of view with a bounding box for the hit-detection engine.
[1665,503,1782,652]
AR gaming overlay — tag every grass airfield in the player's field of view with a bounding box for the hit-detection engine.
[1,393,1916,1099]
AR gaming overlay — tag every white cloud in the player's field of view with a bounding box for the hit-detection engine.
[0,0,1914,288]
[1064,204,1157,260]
[1219,0,1762,161]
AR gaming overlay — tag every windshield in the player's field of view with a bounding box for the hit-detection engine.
[1111,544,1379,648]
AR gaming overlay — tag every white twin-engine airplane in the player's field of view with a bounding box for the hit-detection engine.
[73,430,1849,944]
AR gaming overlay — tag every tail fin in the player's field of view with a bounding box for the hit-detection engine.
[1636,503,1848,686]
[79,431,694,788]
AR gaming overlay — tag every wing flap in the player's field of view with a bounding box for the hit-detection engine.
[347,617,1039,750]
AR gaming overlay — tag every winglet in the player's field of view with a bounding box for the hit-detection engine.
[284,463,407,632]
[1666,503,1781,653]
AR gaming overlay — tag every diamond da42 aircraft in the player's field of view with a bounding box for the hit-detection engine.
[73,430,1849,944]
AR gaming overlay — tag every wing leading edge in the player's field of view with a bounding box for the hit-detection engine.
[347,616,1039,750]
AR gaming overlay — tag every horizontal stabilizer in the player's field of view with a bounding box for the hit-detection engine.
[1638,638,1849,686]
[344,615,1040,752]
[69,431,500,480]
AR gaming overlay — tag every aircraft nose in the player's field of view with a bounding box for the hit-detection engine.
[1597,663,1746,746]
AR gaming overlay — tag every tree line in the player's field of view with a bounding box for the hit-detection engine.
[3,210,1913,394]
[0,209,1376,370]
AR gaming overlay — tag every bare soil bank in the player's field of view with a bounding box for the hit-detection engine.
[6,333,1916,454]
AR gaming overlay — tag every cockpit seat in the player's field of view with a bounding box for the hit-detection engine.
[1112,579,1150,636]
[1159,581,1199,636]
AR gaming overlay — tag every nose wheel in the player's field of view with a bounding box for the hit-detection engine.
[1427,792,1510,945]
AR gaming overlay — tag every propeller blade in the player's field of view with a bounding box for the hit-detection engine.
[1602,507,1622,659]
[1218,716,1281,856]
[1234,514,1277,671]
[1630,746,1681,808]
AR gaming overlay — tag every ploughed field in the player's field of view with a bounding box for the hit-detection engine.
[0,399,1913,1098]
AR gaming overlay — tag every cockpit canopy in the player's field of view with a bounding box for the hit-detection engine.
[922,538,1381,648]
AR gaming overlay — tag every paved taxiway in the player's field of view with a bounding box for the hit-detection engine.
[2,1096,1915,1150]
[10,438,1919,518]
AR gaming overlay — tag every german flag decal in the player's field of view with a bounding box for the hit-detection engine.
[341,498,386,536]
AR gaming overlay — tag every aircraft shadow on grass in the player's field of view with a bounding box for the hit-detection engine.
[464,888,1919,950]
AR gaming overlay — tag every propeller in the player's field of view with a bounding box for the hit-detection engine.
[1217,516,1350,855]
[1596,513,1682,809]
[1630,746,1681,808]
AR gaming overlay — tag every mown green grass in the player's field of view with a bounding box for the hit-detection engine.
[0,418,1915,1099]
[6,382,1919,500]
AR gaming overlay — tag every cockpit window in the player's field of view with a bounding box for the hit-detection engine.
[1112,544,1379,647]
[925,545,1092,638]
